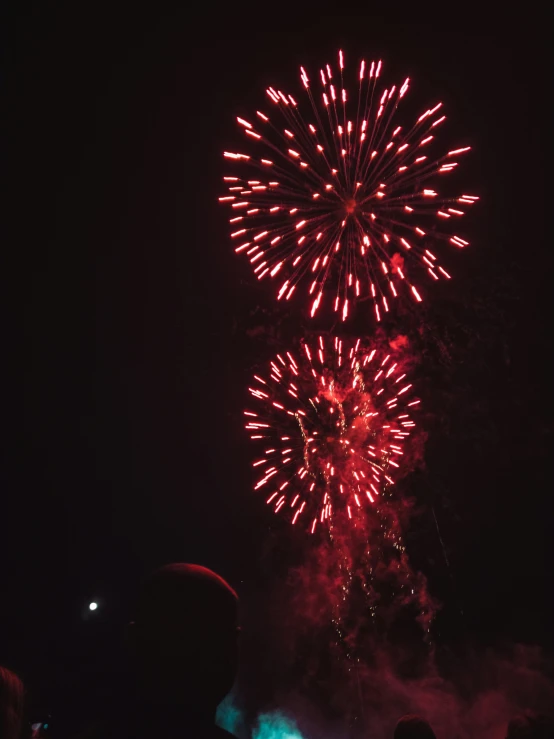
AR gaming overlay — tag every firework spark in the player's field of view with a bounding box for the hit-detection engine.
[220,51,478,322]
[245,336,420,532]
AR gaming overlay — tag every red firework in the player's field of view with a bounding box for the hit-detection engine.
[220,50,478,322]
[244,336,420,533]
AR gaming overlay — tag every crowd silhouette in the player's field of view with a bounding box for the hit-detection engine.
[2,563,553,739]
[393,714,437,739]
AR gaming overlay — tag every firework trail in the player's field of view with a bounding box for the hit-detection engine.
[238,495,438,738]
[220,50,478,322]
[245,336,420,533]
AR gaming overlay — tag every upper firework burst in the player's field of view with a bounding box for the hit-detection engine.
[220,50,478,323]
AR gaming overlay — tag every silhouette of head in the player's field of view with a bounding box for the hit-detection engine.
[0,666,25,739]
[128,564,239,715]
[506,711,554,738]
[394,714,437,739]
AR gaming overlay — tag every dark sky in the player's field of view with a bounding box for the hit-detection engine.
[4,4,553,724]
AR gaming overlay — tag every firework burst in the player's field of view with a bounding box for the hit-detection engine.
[244,336,420,533]
[220,50,478,322]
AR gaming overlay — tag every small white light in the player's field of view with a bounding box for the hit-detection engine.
[89,602,98,611]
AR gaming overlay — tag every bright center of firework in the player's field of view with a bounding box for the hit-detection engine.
[310,405,348,467]
[302,382,376,485]
[344,198,358,215]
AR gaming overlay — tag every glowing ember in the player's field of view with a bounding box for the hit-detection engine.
[244,337,420,532]
[220,51,478,322]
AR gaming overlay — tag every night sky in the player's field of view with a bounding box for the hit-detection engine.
[4,6,553,730]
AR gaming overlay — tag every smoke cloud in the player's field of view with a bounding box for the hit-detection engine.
[218,645,553,738]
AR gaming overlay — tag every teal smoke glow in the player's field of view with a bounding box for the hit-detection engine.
[216,697,306,739]
[253,711,305,739]
[216,695,244,736]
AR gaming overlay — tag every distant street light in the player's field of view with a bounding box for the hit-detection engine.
[89,601,98,611]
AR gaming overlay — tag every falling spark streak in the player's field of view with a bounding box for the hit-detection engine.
[244,338,420,531]
[220,51,476,321]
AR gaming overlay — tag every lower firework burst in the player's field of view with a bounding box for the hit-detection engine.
[244,336,420,533]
